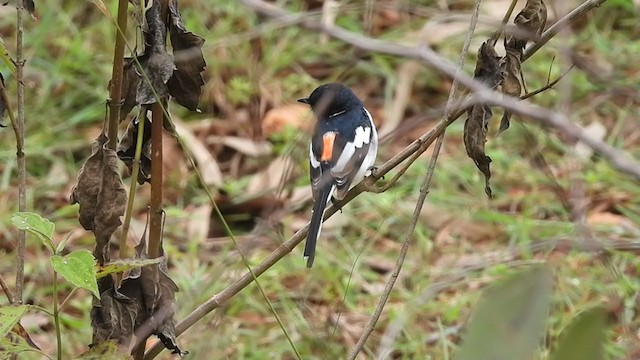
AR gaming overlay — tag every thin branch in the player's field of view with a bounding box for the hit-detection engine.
[521,64,574,100]
[147,102,164,260]
[14,0,27,305]
[489,0,519,46]
[107,0,129,150]
[348,0,482,356]
[0,273,15,303]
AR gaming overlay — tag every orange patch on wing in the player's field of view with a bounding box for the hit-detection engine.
[321,132,336,162]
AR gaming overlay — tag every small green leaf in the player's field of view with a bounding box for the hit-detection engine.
[0,38,17,76]
[56,233,72,254]
[11,212,55,252]
[96,257,164,279]
[0,305,29,338]
[550,307,607,360]
[50,250,100,299]
[456,266,553,360]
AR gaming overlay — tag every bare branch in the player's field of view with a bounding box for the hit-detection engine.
[0,273,15,304]
[348,0,483,357]
[521,64,574,100]
[14,0,27,305]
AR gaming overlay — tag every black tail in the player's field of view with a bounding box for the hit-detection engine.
[304,184,333,268]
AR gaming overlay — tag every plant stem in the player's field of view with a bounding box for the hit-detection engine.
[107,0,129,150]
[118,109,147,274]
[52,272,62,360]
[14,0,27,306]
[148,102,164,260]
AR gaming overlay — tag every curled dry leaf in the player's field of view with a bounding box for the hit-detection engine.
[508,0,548,50]
[463,41,505,198]
[167,0,206,111]
[115,58,141,121]
[137,1,175,105]
[91,235,185,356]
[117,115,152,184]
[70,133,127,263]
[114,0,207,120]
[498,46,523,135]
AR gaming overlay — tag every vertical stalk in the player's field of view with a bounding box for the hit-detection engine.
[118,113,147,264]
[107,0,129,150]
[148,102,164,259]
[52,272,62,360]
[14,0,27,305]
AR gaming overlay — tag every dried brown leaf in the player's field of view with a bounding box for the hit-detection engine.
[498,47,523,135]
[70,134,127,263]
[90,237,185,356]
[116,58,141,121]
[463,41,505,198]
[117,115,152,184]
[508,0,547,50]
[135,1,175,106]
[167,0,206,111]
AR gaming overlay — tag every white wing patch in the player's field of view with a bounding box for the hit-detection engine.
[309,143,320,168]
[353,126,371,148]
[334,141,355,173]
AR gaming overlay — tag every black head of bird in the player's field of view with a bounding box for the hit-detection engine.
[298,83,362,119]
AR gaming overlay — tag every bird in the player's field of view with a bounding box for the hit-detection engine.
[298,83,379,268]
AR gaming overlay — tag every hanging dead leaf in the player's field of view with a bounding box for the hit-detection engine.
[498,47,523,135]
[70,133,127,263]
[463,41,505,198]
[136,1,175,105]
[91,234,186,356]
[114,58,141,121]
[167,0,206,111]
[117,114,152,184]
[508,0,547,50]
[91,275,143,349]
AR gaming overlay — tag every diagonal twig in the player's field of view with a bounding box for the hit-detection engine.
[347,0,483,357]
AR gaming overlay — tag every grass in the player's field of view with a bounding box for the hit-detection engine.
[1,0,640,359]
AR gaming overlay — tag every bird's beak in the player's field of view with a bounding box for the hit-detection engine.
[297,98,310,104]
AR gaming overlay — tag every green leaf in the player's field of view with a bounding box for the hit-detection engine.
[56,233,72,254]
[550,307,607,360]
[0,38,16,76]
[50,250,100,299]
[456,266,553,360]
[96,257,164,279]
[0,305,29,338]
[11,212,56,252]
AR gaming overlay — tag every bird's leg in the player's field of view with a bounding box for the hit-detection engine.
[330,196,343,213]
[367,165,384,180]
